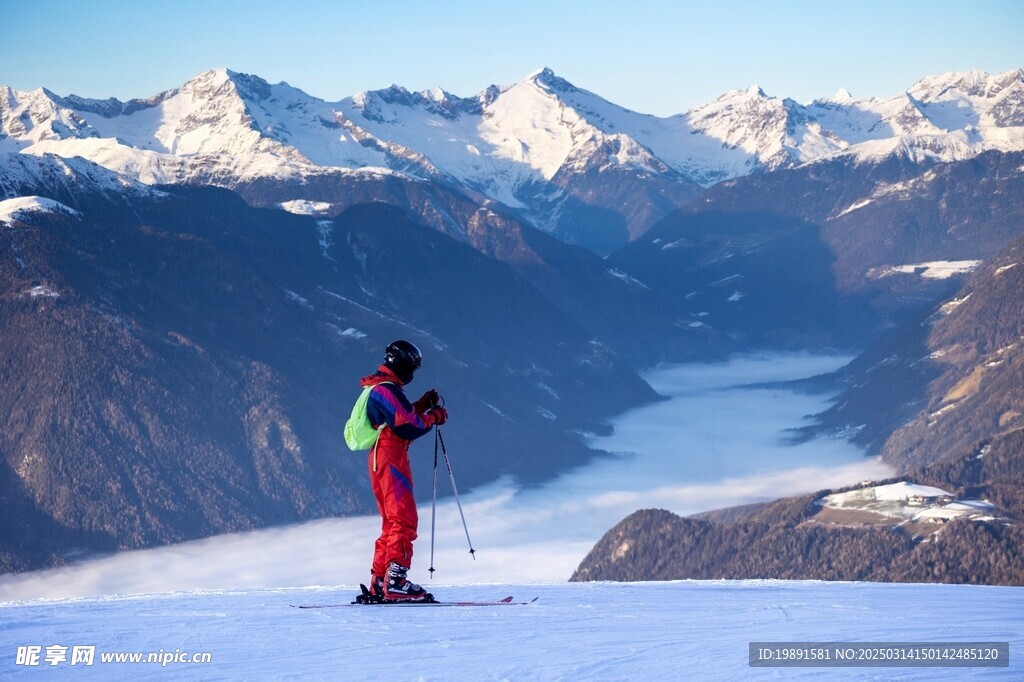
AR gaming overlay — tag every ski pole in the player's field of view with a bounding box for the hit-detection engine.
[436,427,476,559]
[429,429,439,578]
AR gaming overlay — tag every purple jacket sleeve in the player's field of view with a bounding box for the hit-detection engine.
[366,383,434,441]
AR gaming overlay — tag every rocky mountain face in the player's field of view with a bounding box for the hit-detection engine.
[0,166,664,571]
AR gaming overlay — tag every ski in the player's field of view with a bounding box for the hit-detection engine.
[291,587,537,608]
[292,597,536,608]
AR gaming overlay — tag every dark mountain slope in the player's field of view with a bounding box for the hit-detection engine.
[609,211,850,348]
[608,151,1024,350]
[815,232,1024,470]
[234,170,724,365]
[0,178,659,571]
[572,428,1024,586]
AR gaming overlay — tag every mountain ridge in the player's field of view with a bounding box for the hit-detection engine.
[3,66,1021,252]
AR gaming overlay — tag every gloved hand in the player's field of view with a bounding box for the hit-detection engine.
[426,406,448,426]
[413,389,441,412]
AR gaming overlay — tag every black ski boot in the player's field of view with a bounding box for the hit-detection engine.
[383,562,433,602]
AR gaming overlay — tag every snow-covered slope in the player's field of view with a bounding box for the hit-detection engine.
[0,150,160,203]
[0,196,79,225]
[1,581,1020,680]
[805,70,1024,165]
[0,71,404,187]
[3,67,1020,214]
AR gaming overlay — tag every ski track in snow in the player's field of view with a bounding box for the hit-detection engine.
[1,581,1021,680]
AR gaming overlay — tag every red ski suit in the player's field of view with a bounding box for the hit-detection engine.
[360,367,440,576]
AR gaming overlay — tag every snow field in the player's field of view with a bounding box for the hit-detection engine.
[882,261,984,280]
[1,580,1021,680]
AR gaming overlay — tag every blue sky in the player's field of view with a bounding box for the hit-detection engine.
[1,0,1022,115]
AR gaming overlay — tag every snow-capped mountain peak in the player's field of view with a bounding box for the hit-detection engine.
[744,84,767,98]
[1,66,1022,251]
[3,66,1022,189]
[907,68,1023,102]
[351,82,479,123]
[525,67,580,95]
[683,84,825,170]
[180,66,235,92]
[0,86,85,144]
[903,68,1024,130]
[829,87,856,104]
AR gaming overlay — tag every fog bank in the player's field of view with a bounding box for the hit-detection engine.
[0,354,893,601]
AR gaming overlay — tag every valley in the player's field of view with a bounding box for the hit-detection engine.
[1,65,1022,584]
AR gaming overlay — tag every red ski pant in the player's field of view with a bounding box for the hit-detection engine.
[369,433,418,576]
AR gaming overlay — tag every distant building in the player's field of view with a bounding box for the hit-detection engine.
[907,491,954,507]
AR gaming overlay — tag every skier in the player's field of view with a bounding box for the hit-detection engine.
[359,340,448,602]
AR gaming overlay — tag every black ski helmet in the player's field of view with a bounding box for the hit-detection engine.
[384,339,422,384]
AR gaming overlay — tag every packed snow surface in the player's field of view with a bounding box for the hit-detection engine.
[1,581,1020,680]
